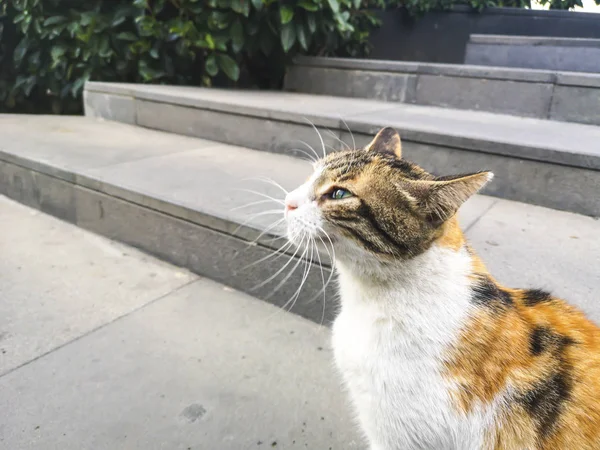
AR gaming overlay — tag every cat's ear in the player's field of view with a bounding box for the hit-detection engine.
[365,127,402,158]
[407,172,493,225]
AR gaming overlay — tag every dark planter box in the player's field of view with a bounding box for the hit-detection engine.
[368,6,600,64]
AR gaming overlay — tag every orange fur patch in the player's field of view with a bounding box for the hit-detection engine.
[446,261,600,449]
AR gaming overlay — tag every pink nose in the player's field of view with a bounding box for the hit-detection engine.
[285,198,298,213]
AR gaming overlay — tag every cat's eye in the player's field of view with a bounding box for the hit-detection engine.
[330,188,353,200]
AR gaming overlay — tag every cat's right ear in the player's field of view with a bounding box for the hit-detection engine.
[406,172,493,225]
[365,127,402,159]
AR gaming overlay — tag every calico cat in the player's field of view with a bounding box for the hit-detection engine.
[283,127,600,450]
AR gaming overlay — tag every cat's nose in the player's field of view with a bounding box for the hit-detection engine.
[285,198,298,213]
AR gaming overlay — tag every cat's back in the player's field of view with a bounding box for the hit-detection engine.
[447,287,600,449]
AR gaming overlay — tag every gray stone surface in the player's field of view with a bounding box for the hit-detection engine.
[0,114,215,178]
[135,99,342,158]
[549,85,600,126]
[83,90,136,124]
[556,72,600,88]
[287,57,600,125]
[465,35,600,73]
[345,104,600,171]
[294,56,556,83]
[80,142,313,236]
[87,83,391,128]
[84,85,600,172]
[465,198,600,324]
[414,74,553,118]
[0,196,197,376]
[0,198,361,449]
[468,34,600,47]
[286,66,417,102]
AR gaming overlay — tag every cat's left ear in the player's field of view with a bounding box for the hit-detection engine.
[407,172,493,225]
[365,127,402,158]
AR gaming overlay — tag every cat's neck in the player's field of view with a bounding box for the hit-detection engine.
[335,217,484,314]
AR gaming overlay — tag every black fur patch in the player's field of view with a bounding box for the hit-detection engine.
[357,201,411,256]
[529,327,575,356]
[519,326,575,439]
[334,222,387,255]
[518,370,572,438]
[471,275,513,308]
[523,289,553,306]
[530,327,549,356]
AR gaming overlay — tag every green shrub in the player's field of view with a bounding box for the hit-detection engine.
[0,0,381,114]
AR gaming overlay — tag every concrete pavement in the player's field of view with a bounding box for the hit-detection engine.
[0,196,361,450]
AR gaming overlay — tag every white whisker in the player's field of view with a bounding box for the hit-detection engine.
[289,139,320,162]
[242,239,295,270]
[233,189,285,206]
[251,234,307,292]
[304,118,327,158]
[241,176,289,195]
[325,127,351,151]
[230,199,280,212]
[233,214,284,238]
[340,117,356,151]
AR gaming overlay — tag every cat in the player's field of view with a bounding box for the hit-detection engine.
[282,127,600,450]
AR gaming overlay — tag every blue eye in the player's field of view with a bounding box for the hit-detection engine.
[330,188,353,200]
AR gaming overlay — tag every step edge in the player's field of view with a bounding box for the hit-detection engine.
[84,83,600,172]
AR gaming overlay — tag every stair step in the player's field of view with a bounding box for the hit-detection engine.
[84,82,600,217]
[1,116,599,325]
[284,56,600,126]
[465,34,600,73]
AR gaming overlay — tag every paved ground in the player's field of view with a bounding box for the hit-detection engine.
[0,196,361,450]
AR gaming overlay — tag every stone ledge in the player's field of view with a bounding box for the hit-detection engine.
[85,83,600,172]
[294,56,556,83]
[286,57,600,123]
[469,34,600,48]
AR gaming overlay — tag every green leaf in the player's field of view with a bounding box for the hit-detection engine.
[80,12,95,26]
[205,54,219,76]
[231,0,251,16]
[43,16,67,26]
[217,54,239,81]
[51,45,66,61]
[213,35,228,51]
[13,38,28,65]
[205,34,215,50]
[298,1,319,11]
[280,22,296,53]
[117,32,138,41]
[296,22,308,51]
[280,6,294,24]
[353,0,362,7]
[231,21,244,52]
[98,36,111,57]
[307,14,317,33]
[327,0,340,13]
[251,0,263,10]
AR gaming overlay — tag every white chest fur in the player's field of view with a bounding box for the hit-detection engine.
[331,246,497,450]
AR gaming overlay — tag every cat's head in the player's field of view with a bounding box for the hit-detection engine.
[284,127,492,265]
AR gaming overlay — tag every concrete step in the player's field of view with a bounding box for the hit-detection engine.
[1,115,599,327]
[84,82,600,216]
[0,196,361,449]
[465,34,600,74]
[285,56,600,126]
